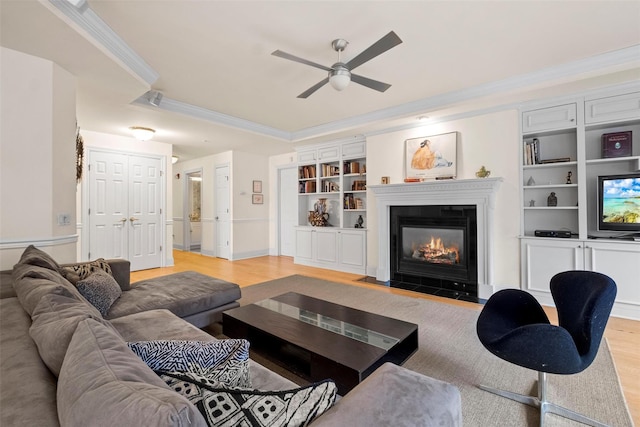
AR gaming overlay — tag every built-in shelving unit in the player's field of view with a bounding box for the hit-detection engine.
[294,138,368,274]
[519,85,640,319]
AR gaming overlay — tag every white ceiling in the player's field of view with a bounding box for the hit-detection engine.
[2,0,640,161]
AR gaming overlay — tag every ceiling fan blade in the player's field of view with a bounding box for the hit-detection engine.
[345,31,402,71]
[351,73,391,92]
[297,77,330,98]
[272,50,331,72]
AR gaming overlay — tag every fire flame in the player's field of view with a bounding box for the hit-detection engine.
[411,237,459,264]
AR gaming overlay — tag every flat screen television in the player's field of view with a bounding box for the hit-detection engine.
[598,173,640,234]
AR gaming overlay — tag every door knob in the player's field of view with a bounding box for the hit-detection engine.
[129,217,139,222]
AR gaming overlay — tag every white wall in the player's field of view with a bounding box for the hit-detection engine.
[79,130,174,266]
[0,47,77,269]
[366,110,521,287]
[173,150,271,260]
[268,152,297,255]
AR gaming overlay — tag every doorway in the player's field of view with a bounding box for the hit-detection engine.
[85,149,164,271]
[278,166,298,256]
[215,164,230,259]
[184,170,203,253]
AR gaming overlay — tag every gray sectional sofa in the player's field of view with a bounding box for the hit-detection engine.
[0,246,462,426]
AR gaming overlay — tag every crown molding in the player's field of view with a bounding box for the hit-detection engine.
[46,0,640,144]
[44,0,159,85]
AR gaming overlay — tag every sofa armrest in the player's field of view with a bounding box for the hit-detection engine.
[107,259,131,291]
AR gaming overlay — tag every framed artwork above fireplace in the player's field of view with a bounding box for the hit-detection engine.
[405,132,457,180]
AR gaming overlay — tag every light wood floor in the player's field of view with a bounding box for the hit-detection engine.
[131,250,640,425]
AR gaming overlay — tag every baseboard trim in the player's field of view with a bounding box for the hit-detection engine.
[0,234,78,250]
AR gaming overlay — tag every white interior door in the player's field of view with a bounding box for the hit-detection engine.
[128,156,162,270]
[87,150,162,271]
[215,165,230,259]
[279,167,297,256]
[88,151,128,259]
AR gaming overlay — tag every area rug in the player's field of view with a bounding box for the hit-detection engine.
[235,275,632,427]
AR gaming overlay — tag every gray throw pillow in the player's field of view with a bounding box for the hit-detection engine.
[57,318,206,427]
[160,371,337,427]
[29,292,109,376]
[128,339,251,388]
[76,270,122,316]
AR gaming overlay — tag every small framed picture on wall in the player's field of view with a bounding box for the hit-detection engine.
[252,194,264,204]
[253,180,262,193]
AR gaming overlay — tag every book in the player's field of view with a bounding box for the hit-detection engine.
[602,131,632,158]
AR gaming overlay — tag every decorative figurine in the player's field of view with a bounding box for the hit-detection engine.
[527,176,536,186]
[475,166,491,178]
[357,215,364,228]
[566,171,572,184]
[529,200,535,207]
[547,192,557,207]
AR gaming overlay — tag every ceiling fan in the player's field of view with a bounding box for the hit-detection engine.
[272,31,402,98]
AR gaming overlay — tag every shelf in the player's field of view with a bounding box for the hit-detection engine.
[523,206,579,210]
[585,156,640,165]
[522,161,577,170]
[344,173,367,177]
[523,184,578,189]
[344,209,366,212]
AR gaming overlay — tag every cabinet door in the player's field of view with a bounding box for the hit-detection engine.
[295,228,314,261]
[585,92,640,124]
[338,230,366,269]
[297,149,316,164]
[522,104,577,133]
[521,238,584,293]
[315,229,338,263]
[341,140,366,159]
[587,241,640,306]
[317,146,340,162]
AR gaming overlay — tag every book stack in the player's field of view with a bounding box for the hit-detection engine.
[524,138,540,165]
[343,161,360,174]
[299,165,316,179]
[321,181,339,193]
[299,181,316,194]
[321,164,340,177]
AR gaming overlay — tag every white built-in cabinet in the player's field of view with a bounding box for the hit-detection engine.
[294,138,367,274]
[519,85,640,319]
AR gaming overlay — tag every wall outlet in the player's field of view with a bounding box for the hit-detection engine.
[57,213,71,226]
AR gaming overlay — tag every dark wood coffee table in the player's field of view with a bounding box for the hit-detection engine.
[222,292,418,394]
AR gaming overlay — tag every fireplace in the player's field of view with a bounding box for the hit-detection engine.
[370,178,502,301]
[390,205,478,300]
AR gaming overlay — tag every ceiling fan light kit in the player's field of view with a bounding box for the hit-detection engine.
[272,31,402,98]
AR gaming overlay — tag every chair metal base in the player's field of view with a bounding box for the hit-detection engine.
[478,371,609,427]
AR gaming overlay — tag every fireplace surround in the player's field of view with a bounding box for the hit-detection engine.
[370,178,502,300]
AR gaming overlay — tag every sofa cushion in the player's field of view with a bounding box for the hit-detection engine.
[107,271,240,320]
[311,362,462,427]
[128,339,251,388]
[17,245,60,271]
[11,263,87,316]
[57,318,206,427]
[60,258,113,285]
[0,298,59,427]
[161,371,336,427]
[76,270,122,316]
[29,292,111,376]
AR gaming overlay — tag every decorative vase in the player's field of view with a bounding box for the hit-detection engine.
[357,215,364,228]
[309,199,329,226]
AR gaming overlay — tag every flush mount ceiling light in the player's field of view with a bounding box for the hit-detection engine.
[171,156,179,164]
[129,126,155,141]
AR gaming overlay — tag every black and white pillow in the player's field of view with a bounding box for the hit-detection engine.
[127,339,251,388]
[75,270,122,316]
[60,258,113,285]
[160,370,337,427]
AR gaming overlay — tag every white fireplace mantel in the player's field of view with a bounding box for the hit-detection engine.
[370,177,503,299]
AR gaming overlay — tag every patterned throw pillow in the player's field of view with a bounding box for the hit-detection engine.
[60,258,113,285]
[75,270,122,316]
[160,371,337,427]
[128,339,251,388]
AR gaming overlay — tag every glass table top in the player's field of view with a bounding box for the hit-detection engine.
[254,298,399,350]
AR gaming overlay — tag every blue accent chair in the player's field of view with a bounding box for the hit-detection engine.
[476,270,617,427]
